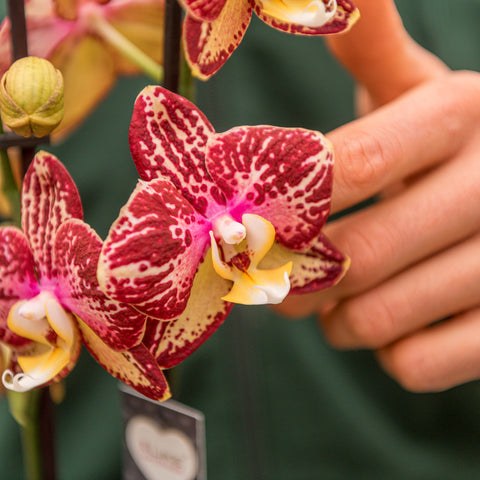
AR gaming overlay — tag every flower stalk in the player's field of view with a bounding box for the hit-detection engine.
[87,9,164,82]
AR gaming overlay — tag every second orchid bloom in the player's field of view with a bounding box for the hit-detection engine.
[181,0,359,79]
[0,152,169,400]
[97,86,349,365]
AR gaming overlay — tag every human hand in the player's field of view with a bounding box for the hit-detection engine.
[277,0,480,392]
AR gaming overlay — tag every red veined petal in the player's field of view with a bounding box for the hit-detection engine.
[54,219,147,351]
[143,254,232,368]
[78,319,170,401]
[0,228,39,348]
[206,126,334,250]
[180,0,227,21]
[255,0,359,35]
[182,0,252,79]
[98,178,210,320]
[129,86,225,217]
[22,152,83,282]
[261,233,349,293]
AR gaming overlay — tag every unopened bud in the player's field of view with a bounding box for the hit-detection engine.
[0,57,64,138]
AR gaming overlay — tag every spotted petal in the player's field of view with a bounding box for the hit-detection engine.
[180,0,227,22]
[256,0,359,35]
[182,0,252,80]
[206,126,334,250]
[261,232,350,293]
[54,219,146,351]
[129,86,225,217]
[22,152,83,281]
[78,318,170,401]
[143,254,232,368]
[0,228,39,347]
[99,178,211,320]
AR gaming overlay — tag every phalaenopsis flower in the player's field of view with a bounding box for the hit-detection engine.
[97,86,349,367]
[0,151,169,400]
[181,0,359,79]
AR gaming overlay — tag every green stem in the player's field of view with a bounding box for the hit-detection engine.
[88,12,164,82]
[8,389,44,480]
[0,124,21,226]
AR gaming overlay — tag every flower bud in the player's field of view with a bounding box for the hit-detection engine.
[0,57,64,138]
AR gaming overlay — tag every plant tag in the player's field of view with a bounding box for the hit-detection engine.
[120,385,206,480]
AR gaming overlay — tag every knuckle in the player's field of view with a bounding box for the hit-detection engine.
[379,343,440,393]
[339,295,397,348]
[330,220,397,290]
[335,127,404,194]
[436,71,480,126]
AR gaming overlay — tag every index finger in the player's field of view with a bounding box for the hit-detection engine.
[327,71,480,213]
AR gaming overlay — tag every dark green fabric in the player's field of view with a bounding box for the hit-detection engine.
[0,1,480,479]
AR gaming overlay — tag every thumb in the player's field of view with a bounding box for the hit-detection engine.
[326,0,449,106]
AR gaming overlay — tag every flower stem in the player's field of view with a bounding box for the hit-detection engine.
[88,11,164,82]
[8,389,43,480]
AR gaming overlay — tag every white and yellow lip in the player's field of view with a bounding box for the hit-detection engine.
[260,0,337,27]
[2,291,80,393]
[210,213,292,305]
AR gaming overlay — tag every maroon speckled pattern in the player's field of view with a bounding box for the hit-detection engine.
[0,228,38,348]
[21,152,83,282]
[182,0,252,79]
[129,86,225,217]
[206,126,333,250]
[55,219,147,352]
[289,232,348,293]
[180,0,228,21]
[100,178,210,320]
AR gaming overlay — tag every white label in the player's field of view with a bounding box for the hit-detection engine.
[126,416,198,480]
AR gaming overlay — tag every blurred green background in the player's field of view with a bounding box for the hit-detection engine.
[1,1,480,479]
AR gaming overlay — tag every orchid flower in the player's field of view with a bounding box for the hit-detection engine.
[97,86,349,366]
[0,0,164,140]
[0,151,170,400]
[181,0,360,79]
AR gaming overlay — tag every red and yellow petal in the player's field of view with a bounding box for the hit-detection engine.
[182,0,252,80]
[206,126,334,250]
[0,228,39,348]
[54,219,147,351]
[180,0,228,22]
[21,152,83,282]
[143,253,232,368]
[261,232,350,294]
[255,0,359,35]
[78,318,170,401]
[129,86,225,217]
[98,178,210,320]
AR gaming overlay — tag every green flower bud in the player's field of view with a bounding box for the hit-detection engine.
[0,57,64,138]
